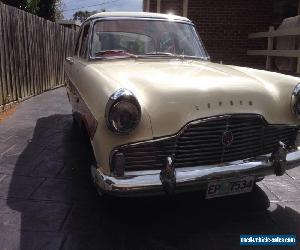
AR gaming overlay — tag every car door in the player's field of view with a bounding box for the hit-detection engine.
[65,26,82,112]
[73,21,91,90]
[66,22,91,116]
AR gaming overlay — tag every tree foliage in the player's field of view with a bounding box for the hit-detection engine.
[1,0,64,21]
[73,9,105,23]
[55,0,64,21]
[73,10,98,23]
[1,0,27,10]
[38,0,56,21]
[26,0,39,14]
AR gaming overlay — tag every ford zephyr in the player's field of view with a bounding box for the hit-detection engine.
[65,12,300,198]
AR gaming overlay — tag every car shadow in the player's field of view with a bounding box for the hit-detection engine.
[5,114,300,250]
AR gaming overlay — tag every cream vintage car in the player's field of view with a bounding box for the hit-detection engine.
[65,12,300,198]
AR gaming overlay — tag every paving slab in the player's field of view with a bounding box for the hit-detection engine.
[30,159,65,178]
[0,175,44,199]
[263,178,300,202]
[0,199,71,231]
[287,168,300,180]
[0,230,65,250]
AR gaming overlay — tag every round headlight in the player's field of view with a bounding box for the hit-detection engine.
[291,83,300,117]
[106,89,141,134]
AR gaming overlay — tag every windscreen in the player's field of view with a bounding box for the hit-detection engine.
[91,19,208,59]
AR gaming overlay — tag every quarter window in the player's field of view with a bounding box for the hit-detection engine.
[79,24,91,59]
[74,31,82,56]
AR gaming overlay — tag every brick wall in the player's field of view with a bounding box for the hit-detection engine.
[149,0,157,12]
[189,0,273,67]
[149,0,274,68]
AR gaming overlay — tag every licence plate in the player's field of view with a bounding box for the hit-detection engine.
[206,176,255,199]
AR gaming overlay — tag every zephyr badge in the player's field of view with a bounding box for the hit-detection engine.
[222,130,234,146]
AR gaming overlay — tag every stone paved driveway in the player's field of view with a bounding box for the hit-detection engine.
[0,88,299,250]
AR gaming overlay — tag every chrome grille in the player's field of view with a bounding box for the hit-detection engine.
[117,115,298,171]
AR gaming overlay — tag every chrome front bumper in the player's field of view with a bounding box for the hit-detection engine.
[91,149,300,197]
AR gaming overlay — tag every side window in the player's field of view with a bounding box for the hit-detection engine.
[74,31,82,56]
[79,24,91,59]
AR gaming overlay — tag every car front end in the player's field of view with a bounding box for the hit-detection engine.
[88,59,300,198]
[92,112,300,197]
[67,12,300,198]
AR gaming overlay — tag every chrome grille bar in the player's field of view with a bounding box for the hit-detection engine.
[115,114,298,171]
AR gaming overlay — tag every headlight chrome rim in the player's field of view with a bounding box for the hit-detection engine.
[291,83,300,118]
[105,88,141,134]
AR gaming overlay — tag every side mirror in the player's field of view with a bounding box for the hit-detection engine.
[66,57,74,65]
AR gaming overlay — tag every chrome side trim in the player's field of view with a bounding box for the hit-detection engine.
[92,149,300,197]
[87,16,193,25]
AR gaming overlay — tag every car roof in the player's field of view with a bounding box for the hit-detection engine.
[86,11,191,23]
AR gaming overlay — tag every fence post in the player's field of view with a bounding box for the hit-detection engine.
[266,26,274,70]
[157,0,161,13]
[297,58,300,74]
[183,0,189,17]
[145,0,150,12]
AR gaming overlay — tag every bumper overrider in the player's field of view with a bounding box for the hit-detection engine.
[91,143,300,197]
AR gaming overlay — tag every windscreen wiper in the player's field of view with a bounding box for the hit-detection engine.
[94,50,137,58]
[144,52,177,57]
[144,52,210,60]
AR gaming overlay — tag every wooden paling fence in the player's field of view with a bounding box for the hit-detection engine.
[247,25,300,74]
[0,2,77,108]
